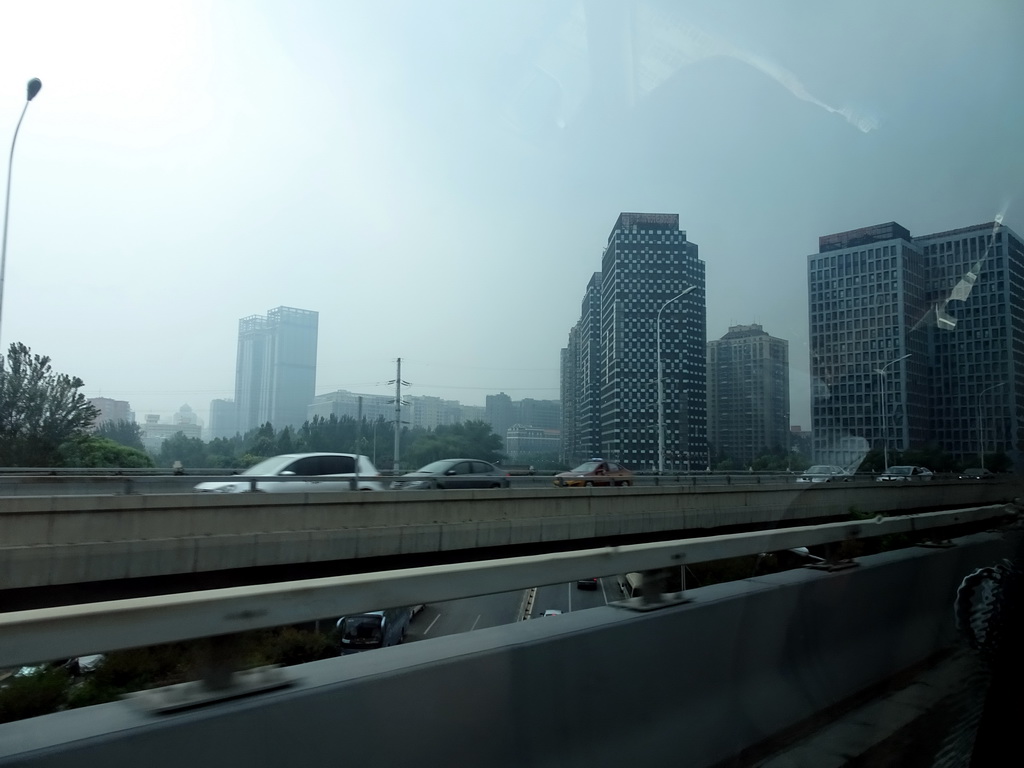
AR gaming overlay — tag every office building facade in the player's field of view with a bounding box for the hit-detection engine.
[209,398,237,440]
[88,397,133,426]
[707,324,790,466]
[562,213,707,469]
[808,219,1023,468]
[308,390,393,424]
[485,392,561,448]
[235,306,319,434]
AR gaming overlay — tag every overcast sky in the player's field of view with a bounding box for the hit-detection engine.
[1,0,1021,430]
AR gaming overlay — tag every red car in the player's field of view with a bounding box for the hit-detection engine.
[553,459,634,487]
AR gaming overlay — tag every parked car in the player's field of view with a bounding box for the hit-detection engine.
[796,465,855,483]
[390,459,510,490]
[960,467,996,480]
[876,465,934,482]
[194,453,384,493]
[553,459,634,487]
[542,610,563,617]
[576,577,599,590]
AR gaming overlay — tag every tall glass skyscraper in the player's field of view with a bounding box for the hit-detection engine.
[561,213,707,469]
[234,306,319,434]
[808,219,1023,468]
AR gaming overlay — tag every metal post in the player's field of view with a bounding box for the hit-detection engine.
[656,285,694,474]
[977,382,1005,469]
[0,79,42,351]
[880,366,888,471]
[874,353,910,471]
[393,358,401,473]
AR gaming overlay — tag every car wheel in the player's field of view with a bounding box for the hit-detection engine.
[584,481,594,487]
[622,480,632,487]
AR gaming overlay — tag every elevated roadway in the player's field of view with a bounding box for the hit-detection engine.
[2,480,1018,608]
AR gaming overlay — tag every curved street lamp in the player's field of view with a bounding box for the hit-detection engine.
[874,352,910,471]
[977,382,1005,469]
[657,285,696,474]
[0,78,43,352]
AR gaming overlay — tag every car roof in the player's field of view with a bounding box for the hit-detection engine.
[271,452,362,458]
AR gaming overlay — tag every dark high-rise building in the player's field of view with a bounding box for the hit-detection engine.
[209,398,237,440]
[808,219,1023,468]
[234,306,319,434]
[562,213,707,470]
[560,328,580,464]
[485,392,515,445]
[707,324,790,467]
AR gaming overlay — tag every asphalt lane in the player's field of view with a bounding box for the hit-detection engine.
[406,589,528,643]
[530,577,618,617]
[404,575,623,646]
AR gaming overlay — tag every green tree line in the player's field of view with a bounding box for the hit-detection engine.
[0,343,152,468]
[1,342,504,471]
[152,416,505,471]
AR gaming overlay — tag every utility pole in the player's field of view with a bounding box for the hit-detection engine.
[389,358,410,473]
[357,395,363,453]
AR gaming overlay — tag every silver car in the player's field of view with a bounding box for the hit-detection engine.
[195,453,384,493]
[390,459,511,490]
[796,465,855,483]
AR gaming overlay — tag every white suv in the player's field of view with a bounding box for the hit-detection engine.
[194,453,383,493]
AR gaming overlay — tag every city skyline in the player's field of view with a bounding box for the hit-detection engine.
[1,1,1020,433]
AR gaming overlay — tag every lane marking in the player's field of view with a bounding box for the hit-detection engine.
[518,587,537,620]
[423,613,440,636]
[470,614,481,631]
[600,577,610,605]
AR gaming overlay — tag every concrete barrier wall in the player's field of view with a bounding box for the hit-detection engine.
[0,530,1013,768]
[0,482,1018,590]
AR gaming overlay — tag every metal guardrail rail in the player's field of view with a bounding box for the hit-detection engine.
[0,504,1011,668]
[0,470,1000,496]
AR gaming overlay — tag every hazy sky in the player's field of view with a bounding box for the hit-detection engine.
[1,0,1021,430]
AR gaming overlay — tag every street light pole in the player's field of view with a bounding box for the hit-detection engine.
[0,78,42,353]
[874,352,911,471]
[977,382,1005,469]
[657,285,695,474]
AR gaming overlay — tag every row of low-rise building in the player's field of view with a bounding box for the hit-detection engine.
[207,306,561,455]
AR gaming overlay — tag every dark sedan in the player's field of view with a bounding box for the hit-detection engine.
[390,459,511,490]
[959,467,996,480]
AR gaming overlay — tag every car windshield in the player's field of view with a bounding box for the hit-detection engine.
[570,462,602,473]
[805,466,832,474]
[340,615,383,645]
[887,467,913,475]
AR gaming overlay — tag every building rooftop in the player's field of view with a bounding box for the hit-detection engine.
[609,212,681,243]
[818,222,912,253]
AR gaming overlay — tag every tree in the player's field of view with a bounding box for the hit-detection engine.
[157,433,209,469]
[95,419,145,451]
[0,343,99,466]
[60,436,154,468]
